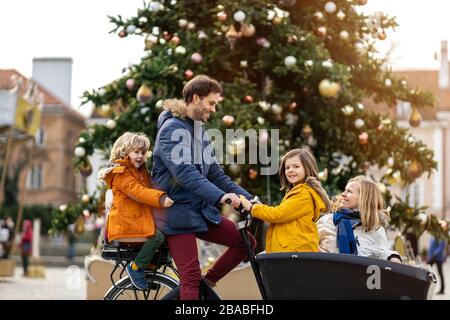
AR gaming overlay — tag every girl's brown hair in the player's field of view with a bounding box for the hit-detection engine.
[279,148,331,212]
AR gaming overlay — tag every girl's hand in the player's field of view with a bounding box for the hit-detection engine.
[239,195,253,212]
[160,195,174,208]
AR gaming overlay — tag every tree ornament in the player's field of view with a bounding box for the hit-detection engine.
[170,35,180,45]
[257,117,265,125]
[175,45,186,54]
[125,78,135,90]
[302,124,313,138]
[98,104,111,117]
[318,79,340,98]
[417,213,428,225]
[126,25,137,34]
[271,103,282,114]
[324,2,337,13]
[409,107,422,127]
[244,95,254,103]
[79,161,93,177]
[378,32,386,40]
[248,168,259,180]
[359,132,369,145]
[178,19,188,28]
[136,83,153,103]
[217,11,228,21]
[407,160,422,179]
[313,11,324,21]
[222,115,235,126]
[81,194,90,203]
[106,119,117,129]
[272,16,283,25]
[191,52,203,64]
[355,0,367,5]
[304,60,314,67]
[74,215,85,235]
[187,22,195,30]
[258,101,271,111]
[354,118,365,128]
[74,146,86,157]
[256,37,270,48]
[118,31,127,38]
[78,137,86,144]
[226,25,240,49]
[322,60,333,68]
[233,10,246,22]
[284,56,297,67]
[287,35,298,43]
[148,1,164,12]
[315,26,327,37]
[289,102,298,110]
[184,69,194,80]
[240,60,248,68]
[336,10,346,20]
[385,78,392,87]
[198,30,207,39]
[339,30,349,40]
[240,24,255,37]
[341,105,354,116]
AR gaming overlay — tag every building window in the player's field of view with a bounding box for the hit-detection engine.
[26,164,43,189]
[396,101,411,119]
[36,128,45,145]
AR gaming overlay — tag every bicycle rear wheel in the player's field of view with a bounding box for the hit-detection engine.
[104,271,179,300]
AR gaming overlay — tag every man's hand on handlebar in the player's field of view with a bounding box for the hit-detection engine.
[220,193,241,207]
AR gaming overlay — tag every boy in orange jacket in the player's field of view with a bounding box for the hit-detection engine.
[99,132,173,290]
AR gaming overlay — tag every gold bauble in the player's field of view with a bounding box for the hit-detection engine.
[409,107,422,127]
[318,79,340,98]
[79,161,93,177]
[74,215,85,235]
[407,160,422,179]
[240,23,255,37]
[302,124,313,138]
[136,83,153,103]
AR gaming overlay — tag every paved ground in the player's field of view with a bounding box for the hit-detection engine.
[0,266,86,300]
[1,262,450,300]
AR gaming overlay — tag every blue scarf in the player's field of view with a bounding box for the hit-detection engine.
[332,208,361,255]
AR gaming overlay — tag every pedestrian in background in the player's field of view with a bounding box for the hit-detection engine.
[20,220,33,276]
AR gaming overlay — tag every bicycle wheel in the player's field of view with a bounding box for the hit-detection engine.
[104,271,179,300]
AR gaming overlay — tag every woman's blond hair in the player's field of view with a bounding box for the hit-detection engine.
[332,176,384,231]
[109,132,151,162]
[279,148,331,213]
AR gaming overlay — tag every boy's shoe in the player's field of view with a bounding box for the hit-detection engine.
[126,262,148,290]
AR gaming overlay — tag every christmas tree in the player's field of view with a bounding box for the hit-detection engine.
[51,0,448,242]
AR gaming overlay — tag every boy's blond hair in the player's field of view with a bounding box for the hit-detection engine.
[332,176,385,231]
[109,132,151,162]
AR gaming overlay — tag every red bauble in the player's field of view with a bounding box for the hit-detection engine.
[244,95,254,103]
[184,69,194,80]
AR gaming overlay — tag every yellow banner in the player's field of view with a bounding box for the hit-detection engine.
[15,97,42,135]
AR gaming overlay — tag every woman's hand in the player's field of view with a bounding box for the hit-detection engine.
[239,195,253,212]
[160,195,174,208]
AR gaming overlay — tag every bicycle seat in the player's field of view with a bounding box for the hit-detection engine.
[101,240,172,269]
[102,241,144,261]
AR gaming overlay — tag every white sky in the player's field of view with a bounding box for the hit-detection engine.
[1,0,450,117]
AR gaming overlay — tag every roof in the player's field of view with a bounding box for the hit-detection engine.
[0,69,85,121]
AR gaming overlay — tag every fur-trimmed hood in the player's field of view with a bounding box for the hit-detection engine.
[157,99,188,130]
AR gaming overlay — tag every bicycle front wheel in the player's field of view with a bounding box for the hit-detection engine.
[104,271,179,300]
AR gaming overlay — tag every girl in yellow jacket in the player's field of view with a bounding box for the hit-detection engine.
[99,132,174,290]
[240,148,331,253]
